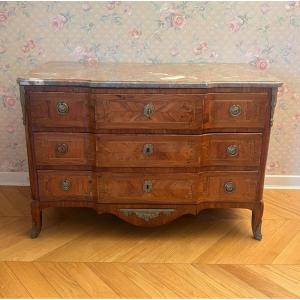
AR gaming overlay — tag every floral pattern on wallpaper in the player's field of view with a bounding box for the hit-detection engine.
[0,1,300,174]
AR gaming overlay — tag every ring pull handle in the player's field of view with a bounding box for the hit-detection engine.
[144,103,155,118]
[60,179,71,191]
[56,101,69,114]
[143,180,152,193]
[229,104,241,117]
[143,144,153,156]
[56,143,68,154]
[224,181,235,193]
[227,144,238,156]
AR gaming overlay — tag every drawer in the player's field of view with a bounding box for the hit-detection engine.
[96,134,200,167]
[34,133,95,166]
[97,133,262,168]
[98,173,197,204]
[97,171,259,204]
[38,171,95,201]
[204,93,268,129]
[94,93,203,130]
[29,91,92,129]
[200,172,259,202]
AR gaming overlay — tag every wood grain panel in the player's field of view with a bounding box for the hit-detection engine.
[203,92,268,129]
[38,171,95,202]
[29,91,93,129]
[97,171,259,204]
[34,133,95,166]
[97,134,200,167]
[95,93,203,130]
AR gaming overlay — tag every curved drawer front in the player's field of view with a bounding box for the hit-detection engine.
[37,171,259,203]
[33,133,262,168]
[38,171,95,202]
[29,91,92,129]
[96,134,200,167]
[97,171,259,204]
[34,133,95,166]
[95,93,203,130]
[204,92,268,129]
[97,133,262,168]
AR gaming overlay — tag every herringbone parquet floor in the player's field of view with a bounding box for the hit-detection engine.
[0,186,299,298]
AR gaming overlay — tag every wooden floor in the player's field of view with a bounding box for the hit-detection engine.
[0,186,299,298]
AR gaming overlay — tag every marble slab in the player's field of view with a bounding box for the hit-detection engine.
[17,61,282,88]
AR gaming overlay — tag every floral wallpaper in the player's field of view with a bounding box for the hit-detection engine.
[0,1,300,175]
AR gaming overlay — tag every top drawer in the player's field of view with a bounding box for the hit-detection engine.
[29,91,93,129]
[204,92,269,129]
[94,93,203,130]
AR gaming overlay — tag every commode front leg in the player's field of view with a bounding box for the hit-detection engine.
[31,201,42,238]
[251,202,264,241]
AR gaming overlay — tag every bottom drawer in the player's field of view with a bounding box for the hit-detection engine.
[38,171,95,202]
[37,171,259,203]
[98,171,259,204]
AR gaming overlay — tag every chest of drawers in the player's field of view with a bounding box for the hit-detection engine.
[18,62,281,239]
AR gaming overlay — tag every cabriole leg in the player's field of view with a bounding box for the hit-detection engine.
[252,202,264,241]
[31,201,42,239]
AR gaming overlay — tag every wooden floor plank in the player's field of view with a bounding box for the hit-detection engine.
[6,262,60,298]
[0,262,31,298]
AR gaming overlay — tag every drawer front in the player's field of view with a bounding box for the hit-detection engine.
[98,173,197,204]
[201,133,262,167]
[38,171,95,201]
[97,133,262,168]
[97,172,259,204]
[95,94,203,130]
[97,135,200,167]
[204,93,268,129]
[34,133,95,166]
[200,172,259,202]
[29,92,92,129]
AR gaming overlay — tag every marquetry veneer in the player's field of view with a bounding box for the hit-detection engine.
[18,62,281,238]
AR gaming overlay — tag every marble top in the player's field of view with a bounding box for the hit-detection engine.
[17,62,282,88]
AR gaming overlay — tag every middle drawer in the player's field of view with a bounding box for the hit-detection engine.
[34,133,262,168]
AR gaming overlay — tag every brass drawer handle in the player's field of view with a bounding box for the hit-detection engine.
[143,180,152,193]
[229,104,241,117]
[56,143,68,154]
[56,101,69,114]
[144,103,155,118]
[227,145,238,156]
[143,144,153,156]
[224,181,235,193]
[60,179,71,191]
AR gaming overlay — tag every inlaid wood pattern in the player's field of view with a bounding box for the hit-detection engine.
[94,93,203,130]
[0,186,299,298]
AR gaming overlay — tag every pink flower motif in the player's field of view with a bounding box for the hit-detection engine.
[51,14,67,31]
[278,84,289,97]
[193,42,208,55]
[266,161,280,172]
[261,3,270,14]
[0,11,8,23]
[82,3,91,11]
[72,46,88,60]
[22,40,35,53]
[0,45,6,54]
[285,1,300,11]
[6,125,15,133]
[170,47,179,56]
[106,2,117,10]
[3,95,16,108]
[86,56,98,66]
[171,14,186,28]
[129,29,142,39]
[229,17,243,32]
[245,46,261,59]
[293,112,300,122]
[255,58,269,70]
